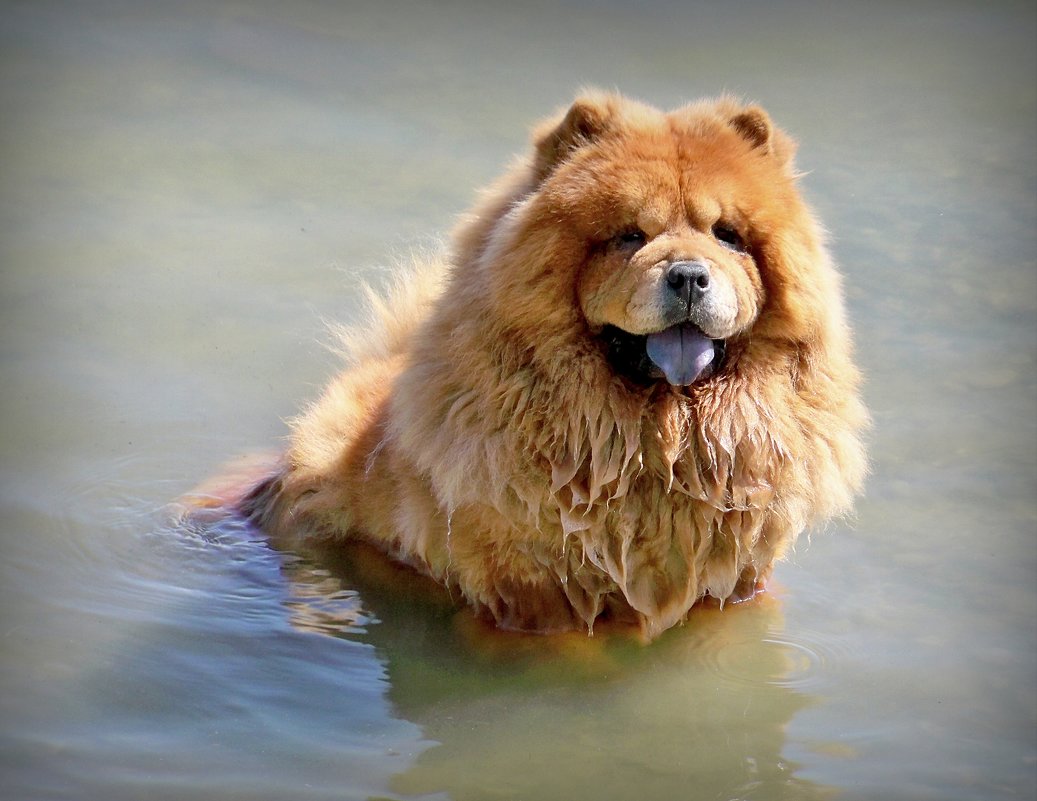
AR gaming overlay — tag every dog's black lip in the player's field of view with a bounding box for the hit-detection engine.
[600,324,726,387]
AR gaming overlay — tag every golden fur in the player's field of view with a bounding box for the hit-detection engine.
[241,92,868,638]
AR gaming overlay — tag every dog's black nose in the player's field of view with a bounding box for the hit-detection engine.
[666,261,711,305]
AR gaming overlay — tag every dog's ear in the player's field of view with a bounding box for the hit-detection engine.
[729,104,797,166]
[730,107,773,151]
[532,93,618,179]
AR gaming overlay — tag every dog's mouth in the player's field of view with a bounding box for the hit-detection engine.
[601,324,726,387]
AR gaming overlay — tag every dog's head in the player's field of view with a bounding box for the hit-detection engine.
[455,92,831,390]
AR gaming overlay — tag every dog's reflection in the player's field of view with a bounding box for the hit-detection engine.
[277,539,836,801]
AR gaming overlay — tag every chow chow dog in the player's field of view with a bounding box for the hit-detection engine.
[239,92,867,638]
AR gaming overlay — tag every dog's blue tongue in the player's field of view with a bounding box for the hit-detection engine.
[645,324,715,386]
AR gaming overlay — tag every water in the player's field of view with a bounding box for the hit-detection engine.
[2,1,1034,799]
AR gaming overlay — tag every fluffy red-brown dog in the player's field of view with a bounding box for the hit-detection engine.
[240,92,868,638]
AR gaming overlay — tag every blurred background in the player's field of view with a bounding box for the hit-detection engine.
[1,2,1034,799]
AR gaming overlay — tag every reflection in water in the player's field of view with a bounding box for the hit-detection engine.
[282,568,368,638]
[274,535,838,801]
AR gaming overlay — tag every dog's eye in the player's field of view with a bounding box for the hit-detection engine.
[612,228,647,250]
[712,224,746,252]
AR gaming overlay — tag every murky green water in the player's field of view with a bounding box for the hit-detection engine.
[2,2,1034,799]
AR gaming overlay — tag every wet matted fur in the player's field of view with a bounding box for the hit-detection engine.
[241,92,868,638]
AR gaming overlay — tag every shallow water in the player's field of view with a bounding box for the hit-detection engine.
[1,1,1034,799]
